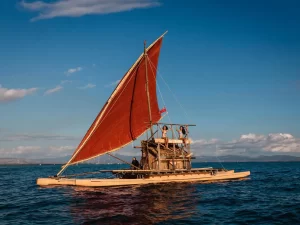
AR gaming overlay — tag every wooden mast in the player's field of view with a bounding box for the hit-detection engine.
[144,40,153,169]
[144,40,154,137]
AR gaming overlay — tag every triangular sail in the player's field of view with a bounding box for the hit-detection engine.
[66,34,165,166]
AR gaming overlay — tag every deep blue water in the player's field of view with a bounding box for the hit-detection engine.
[1,162,300,224]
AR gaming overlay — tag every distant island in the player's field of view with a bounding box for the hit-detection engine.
[1,154,300,165]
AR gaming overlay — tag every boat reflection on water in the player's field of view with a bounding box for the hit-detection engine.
[68,182,198,225]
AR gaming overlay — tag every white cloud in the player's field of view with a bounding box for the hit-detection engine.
[0,84,37,103]
[264,133,300,152]
[44,86,63,95]
[21,0,161,22]
[79,83,96,89]
[190,138,221,156]
[105,79,120,88]
[65,67,82,76]
[239,133,265,142]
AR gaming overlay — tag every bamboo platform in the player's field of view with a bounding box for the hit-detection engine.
[36,169,250,187]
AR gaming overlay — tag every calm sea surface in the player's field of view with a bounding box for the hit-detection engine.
[1,162,300,224]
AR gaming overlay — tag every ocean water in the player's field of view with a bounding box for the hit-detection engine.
[1,162,300,225]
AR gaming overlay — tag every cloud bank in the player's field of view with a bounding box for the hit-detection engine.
[21,0,161,21]
[0,84,37,103]
[0,145,75,158]
[191,133,300,156]
[0,146,41,157]
[1,132,299,158]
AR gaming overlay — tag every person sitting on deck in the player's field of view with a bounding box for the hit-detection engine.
[131,157,140,170]
[160,125,169,148]
[176,126,187,147]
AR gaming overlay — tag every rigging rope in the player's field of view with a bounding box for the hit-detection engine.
[147,58,191,123]
[215,144,227,171]
[148,54,228,170]
[147,55,176,138]
[147,56,193,140]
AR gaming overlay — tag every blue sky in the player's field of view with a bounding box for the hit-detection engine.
[0,0,300,159]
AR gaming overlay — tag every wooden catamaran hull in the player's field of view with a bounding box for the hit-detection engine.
[37,170,250,187]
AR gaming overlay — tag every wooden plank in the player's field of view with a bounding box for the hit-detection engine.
[109,167,216,173]
[160,158,190,161]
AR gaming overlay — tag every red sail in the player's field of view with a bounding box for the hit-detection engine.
[68,35,164,165]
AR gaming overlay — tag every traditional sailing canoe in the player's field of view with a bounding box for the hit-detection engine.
[37,32,250,187]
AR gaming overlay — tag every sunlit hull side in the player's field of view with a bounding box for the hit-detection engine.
[37,170,250,187]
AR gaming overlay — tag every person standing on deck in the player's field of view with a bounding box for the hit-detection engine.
[176,126,187,147]
[131,157,140,170]
[160,125,169,148]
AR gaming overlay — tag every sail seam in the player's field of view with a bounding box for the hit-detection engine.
[129,59,141,140]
